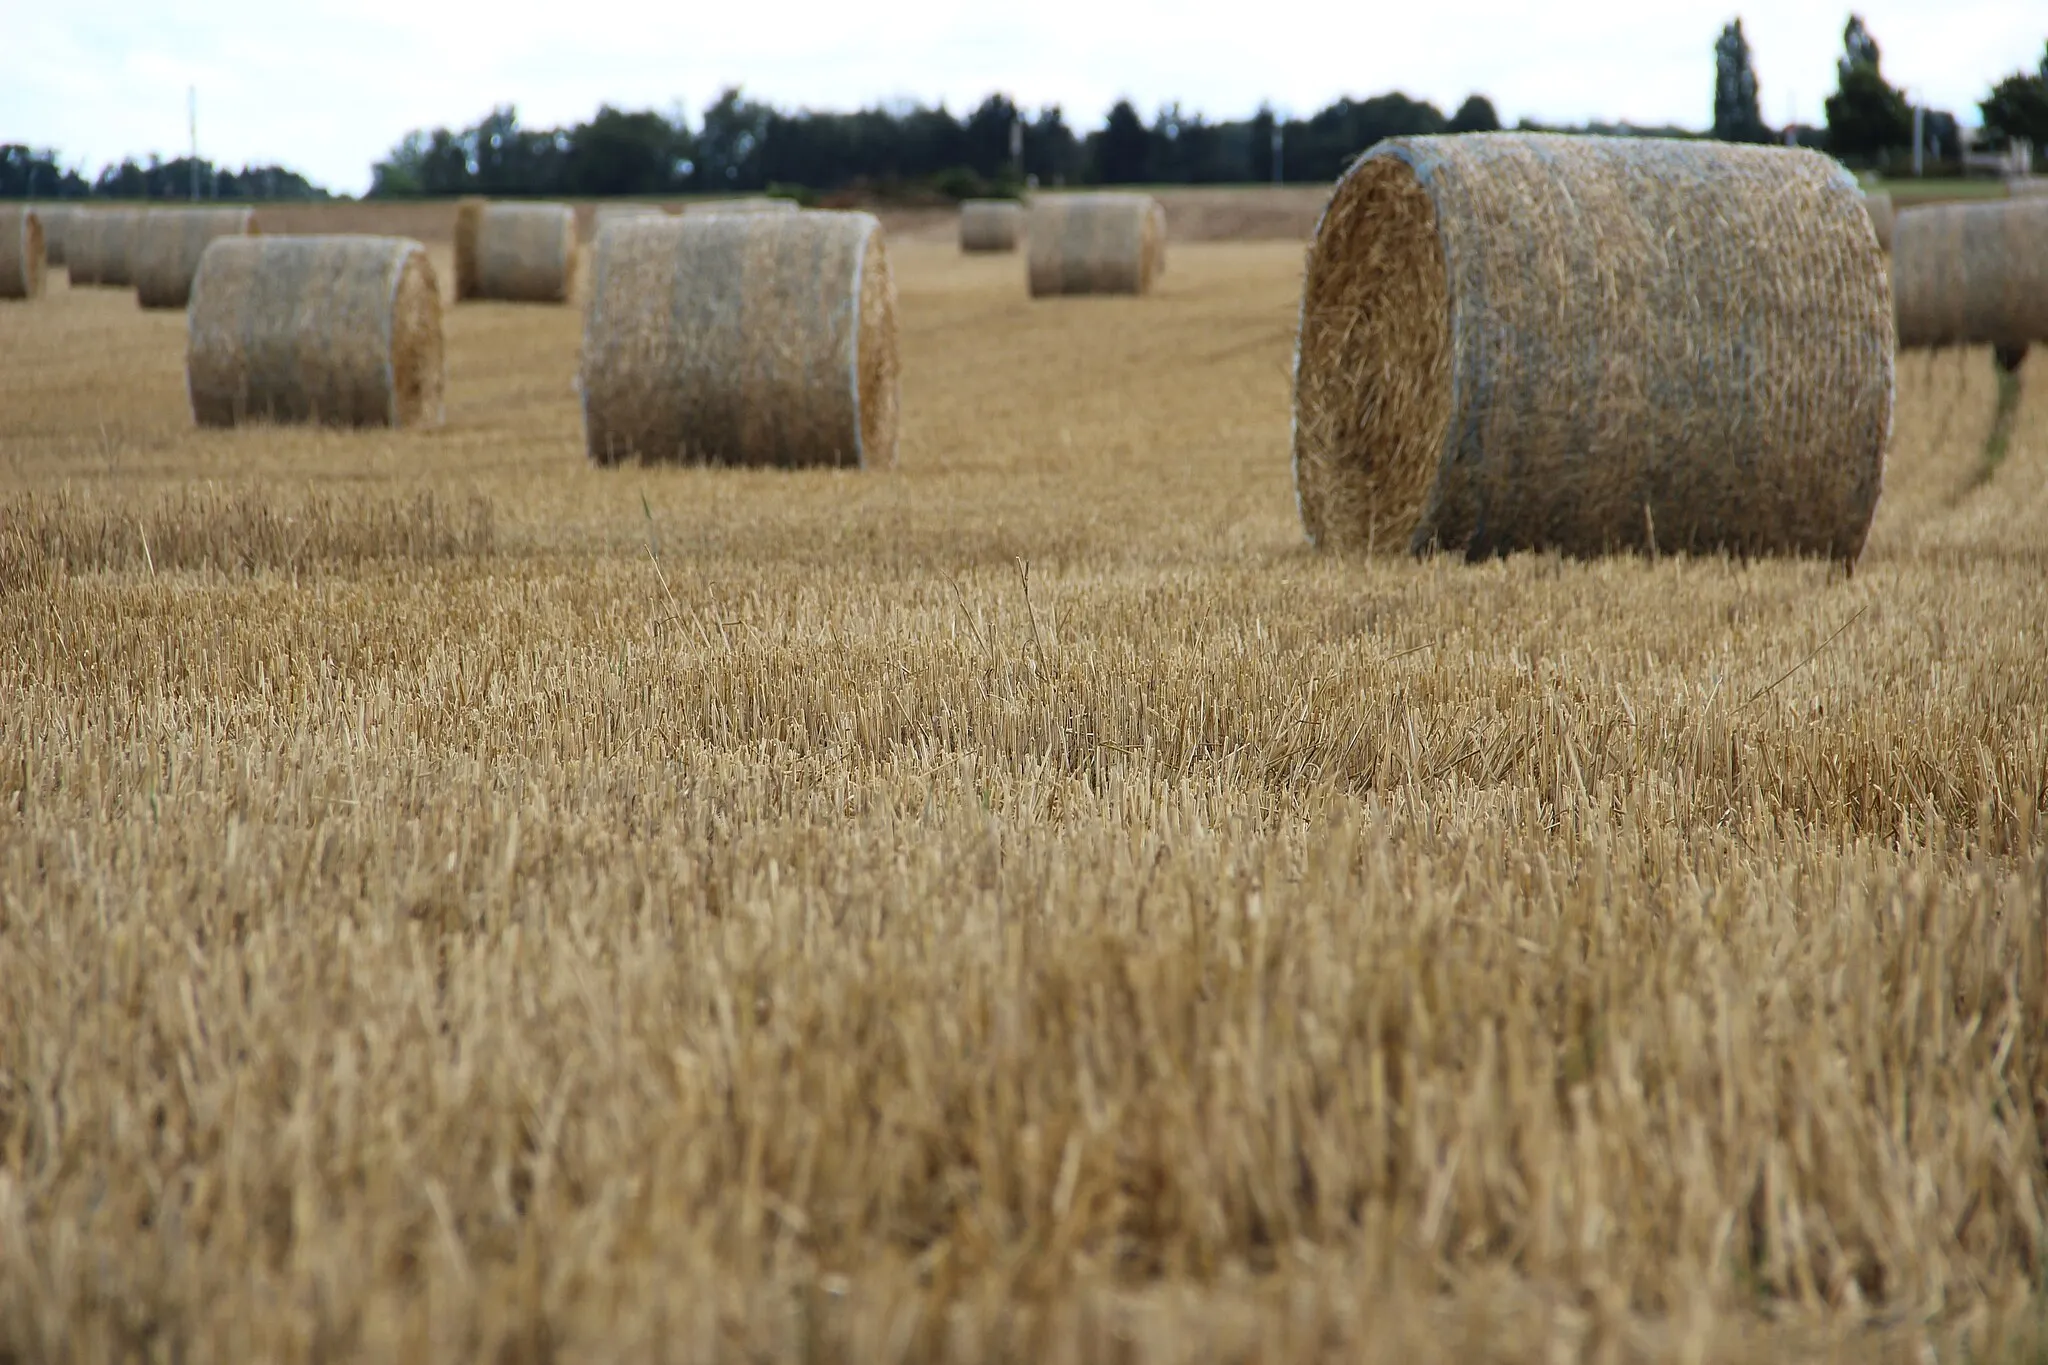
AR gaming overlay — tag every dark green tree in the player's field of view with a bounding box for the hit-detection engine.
[962,95,1022,178]
[1447,95,1501,133]
[567,106,685,196]
[1980,43,2048,148]
[1713,20,1771,142]
[1096,100,1150,183]
[1825,15,1911,161]
[696,88,773,190]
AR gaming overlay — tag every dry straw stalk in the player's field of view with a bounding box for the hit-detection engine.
[579,210,898,468]
[959,199,1025,253]
[0,206,45,301]
[1027,193,1166,296]
[135,207,258,310]
[455,201,577,304]
[1292,133,1893,563]
[1891,197,2048,353]
[65,207,144,287]
[186,235,445,429]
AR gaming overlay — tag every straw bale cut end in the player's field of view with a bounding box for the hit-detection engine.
[66,208,144,287]
[1863,191,1896,252]
[187,235,445,430]
[453,197,486,301]
[1144,199,1168,282]
[1891,198,2048,353]
[1027,193,1165,297]
[579,210,898,468]
[1292,133,1893,563]
[0,207,45,300]
[959,200,1024,252]
[135,207,258,309]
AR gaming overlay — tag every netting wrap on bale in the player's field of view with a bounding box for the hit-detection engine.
[66,209,143,287]
[1291,133,1893,563]
[1027,193,1165,296]
[1863,191,1896,252]
[1891,197,2048,353]
[455,201,577,303]
[186,235,445,430]
[959,200,1024,253]
[579,210,899,468]
[0,206,45,301]
[135,207,258,309]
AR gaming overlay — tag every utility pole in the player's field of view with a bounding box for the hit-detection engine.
[1912,102,1924,178]
[1271,124,1284,185]
[189,86,200,200]
[1009,114,1023,180]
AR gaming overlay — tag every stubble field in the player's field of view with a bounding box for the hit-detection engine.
[1,199,2045,1363]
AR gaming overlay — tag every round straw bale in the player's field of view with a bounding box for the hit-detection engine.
[579,210,898,468]
[67,208,144,287]
[1891,198,2048,353]
[1026,193,1164,297]
[186,236,444,430]
[455,201,577,303]
[959,199,1024,253]
[33,204,74,268]
[135,207,258,309]
[0,207,46,301]
[1292,133,1892,563]
[1863,191,1895,252]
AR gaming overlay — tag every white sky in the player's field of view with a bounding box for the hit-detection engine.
[3,1,2041,195]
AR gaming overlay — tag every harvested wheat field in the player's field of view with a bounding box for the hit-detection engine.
[0,208,2045,1365]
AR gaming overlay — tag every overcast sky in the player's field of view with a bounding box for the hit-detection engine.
[4,1,2041,195]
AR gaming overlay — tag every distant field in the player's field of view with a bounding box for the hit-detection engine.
[1,218,2043,1362]
[1878,177,2016,202]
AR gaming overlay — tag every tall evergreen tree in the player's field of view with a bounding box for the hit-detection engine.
[1712,20,1770,143]
[1825,15,1912,162]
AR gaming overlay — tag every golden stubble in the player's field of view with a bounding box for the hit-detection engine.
[0,226,2044,1364]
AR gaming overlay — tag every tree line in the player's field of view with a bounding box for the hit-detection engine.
[4,14,2042,202]
[359,91,1508,201]
[0,147,328,202]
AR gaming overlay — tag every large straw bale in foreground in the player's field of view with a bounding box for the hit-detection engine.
[1027,193,1165,296]
[0,207,45,300]
[454,201,576,303]
[187,236,444,429]
[1293,134,1892,562]
[66,208,144,287]
[579,211,898,468]
[135,207,258,309]
[1891,197,2048,353]
[1863,191,1896,251]
[959,199,1024,252]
